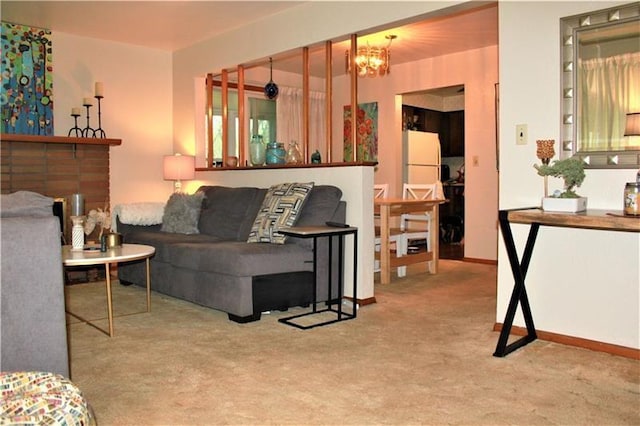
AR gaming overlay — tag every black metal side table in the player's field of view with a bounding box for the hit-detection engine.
[278,225,358,329]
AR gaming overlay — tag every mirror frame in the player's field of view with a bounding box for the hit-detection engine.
[560,2,640,169]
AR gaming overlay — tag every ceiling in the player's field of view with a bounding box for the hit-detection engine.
[0,1,306,52]
[1,1,498,79]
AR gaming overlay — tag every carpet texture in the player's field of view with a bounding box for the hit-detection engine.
[65,261,639,425]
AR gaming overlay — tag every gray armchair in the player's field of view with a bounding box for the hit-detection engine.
[0,191,69,377]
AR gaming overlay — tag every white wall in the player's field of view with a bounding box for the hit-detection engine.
[499,1,639,349]
[53,33,174,206]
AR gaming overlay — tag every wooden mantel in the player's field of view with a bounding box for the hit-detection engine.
[1,133,122,146]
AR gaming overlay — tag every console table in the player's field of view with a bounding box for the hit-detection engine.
[278,225,358,329]
[495,208,640,357]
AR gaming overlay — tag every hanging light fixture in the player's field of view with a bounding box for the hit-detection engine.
[346,35,397,77]
[264,57,279,99]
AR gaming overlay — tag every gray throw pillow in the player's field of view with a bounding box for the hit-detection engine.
[161,192,205,234]
[247,182,314,244]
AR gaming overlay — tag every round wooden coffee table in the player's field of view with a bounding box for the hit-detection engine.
[62,243,155,337]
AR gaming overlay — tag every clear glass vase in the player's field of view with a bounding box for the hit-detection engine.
[285,140,303,164]
[249,134,265,166]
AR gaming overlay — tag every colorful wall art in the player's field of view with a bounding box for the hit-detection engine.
[343,102,378,162]
[1,22,54,135]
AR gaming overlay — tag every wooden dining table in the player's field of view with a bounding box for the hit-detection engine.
[374,198,446,284]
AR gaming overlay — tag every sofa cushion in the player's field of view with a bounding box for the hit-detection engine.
[122,230,222,263]
[197,186,266,241]
[247,182,314,244]
[295,185,343,226]
[161,192,205,234]
[286,185,344,250]
[168,241,313,277]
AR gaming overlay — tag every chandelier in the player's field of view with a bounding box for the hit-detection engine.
[346,35,397,77]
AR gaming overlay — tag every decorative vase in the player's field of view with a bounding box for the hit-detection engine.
[285,140,303,164]
[311,150,321,164]
[249,134,265,166]
[624,182,639,216]
[542,197,588,212]
[265,141,286,165]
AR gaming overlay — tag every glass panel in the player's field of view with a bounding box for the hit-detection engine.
[249,97,276,144]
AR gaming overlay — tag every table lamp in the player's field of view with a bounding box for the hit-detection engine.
[163,153,195,193]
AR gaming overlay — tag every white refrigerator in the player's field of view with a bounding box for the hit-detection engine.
[403,130,441,185]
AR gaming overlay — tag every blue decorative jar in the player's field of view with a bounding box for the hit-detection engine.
[266,142,286,165]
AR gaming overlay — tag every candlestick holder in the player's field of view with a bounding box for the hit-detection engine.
[94,95,106,138]
[81,103,96,138]
[68,112,82,137]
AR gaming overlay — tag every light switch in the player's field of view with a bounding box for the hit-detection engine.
[516,124,528,145]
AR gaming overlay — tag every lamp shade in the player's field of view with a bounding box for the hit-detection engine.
[624,112,640,136]
[163,154,195,181]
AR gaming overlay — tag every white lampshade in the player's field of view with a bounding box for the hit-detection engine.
[163,154,195,192]
[624,113,640,136]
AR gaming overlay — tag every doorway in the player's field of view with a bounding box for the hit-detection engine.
[401,85,465,260]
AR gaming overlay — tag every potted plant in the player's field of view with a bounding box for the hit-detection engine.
[534,156,587,212]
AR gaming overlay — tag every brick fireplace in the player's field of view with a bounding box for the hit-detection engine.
[1,135,118,243]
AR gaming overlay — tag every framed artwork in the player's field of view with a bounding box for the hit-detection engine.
[343,101,378,161]
[1,22,54,135]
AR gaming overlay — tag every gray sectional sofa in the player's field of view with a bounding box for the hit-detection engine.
[117,184,346,323]
[0,191,69,377]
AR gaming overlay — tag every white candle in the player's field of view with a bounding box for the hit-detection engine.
[71,193,84,216]
[95,82,104,97]
[71,107,81,116]
[83,97,93,106]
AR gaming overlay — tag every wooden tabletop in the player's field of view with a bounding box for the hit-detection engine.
[506,208,640,232]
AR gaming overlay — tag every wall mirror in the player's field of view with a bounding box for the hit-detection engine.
[561,2,640,168]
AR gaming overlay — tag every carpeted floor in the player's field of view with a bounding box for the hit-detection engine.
[65,260,640,425]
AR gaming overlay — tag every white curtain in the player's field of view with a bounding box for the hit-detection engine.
[579,52,640,151]
[276,86,326,158]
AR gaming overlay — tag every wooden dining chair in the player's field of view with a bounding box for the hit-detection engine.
[400,183,438,254]
[374,184,407,277]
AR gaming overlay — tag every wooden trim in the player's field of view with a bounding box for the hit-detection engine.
[302,46,310,162]
[205,73,214,168]
[462,257,497,265]
[1,133,121,146]
[210,79,263,93]
[493,323,640,360]
[237,65,246,167]
[344,296,377,306]
[195,161,377,172]
[325,40,333,163]
[221,70,229,165]
[349,34,358,162]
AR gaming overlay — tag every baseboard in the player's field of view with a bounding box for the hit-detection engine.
[493,323,639,360]
[344,296,376,306]
[462,257,497,265]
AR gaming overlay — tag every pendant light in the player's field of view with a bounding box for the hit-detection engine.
[264,57,279,100]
